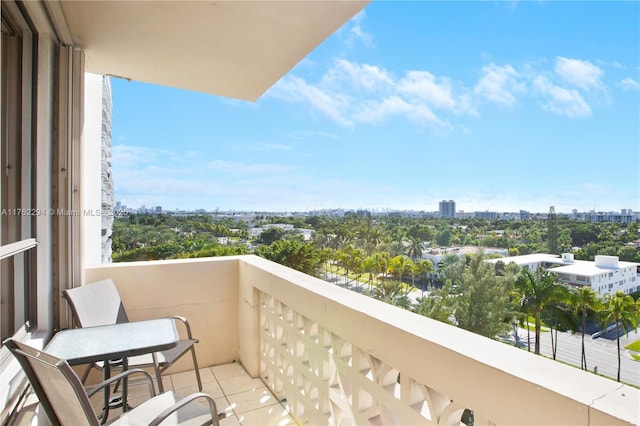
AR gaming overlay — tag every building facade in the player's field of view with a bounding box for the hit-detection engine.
[439,200,456,218]
[488,253,640,296]
[475,211,498,220]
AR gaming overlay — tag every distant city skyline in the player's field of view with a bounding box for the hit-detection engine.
[116,200,636,217]
[112,2,640,213]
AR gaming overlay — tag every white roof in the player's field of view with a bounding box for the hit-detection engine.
[550,261,639,277]
[487,253,561,265]
[426,246,506,256]
[488,253,639,277]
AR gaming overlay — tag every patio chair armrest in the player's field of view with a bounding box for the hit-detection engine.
[148,392,221,426]
[86,368,156,399]
[166,315,195,339]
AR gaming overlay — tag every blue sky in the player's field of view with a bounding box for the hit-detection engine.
[112,1,640,214]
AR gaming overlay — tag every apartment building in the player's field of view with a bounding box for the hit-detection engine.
[569,210,639,223]
[475,211,498,220]
[438,200,456,218]
[488,253,640,296]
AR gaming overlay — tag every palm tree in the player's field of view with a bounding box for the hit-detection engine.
[407,237,423,261]
[311,229,333,250]
[333,225,354,250]
[515,267,569,355]
[572,286,601,370]
[600,291,639,382]
[389,255,413,283]
[371,251,390,285]
[349,248,366,289]
[544,299,576,361]
[362,224,384,255]
[411,259,435,289]
[361,255,378,293]
[335,246,358,285]
[497,261,521,287]
[372,280,412,306]
[437,253,464,285]
[340,246,365,287]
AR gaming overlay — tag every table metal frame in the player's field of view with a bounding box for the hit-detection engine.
[45,318,179,423]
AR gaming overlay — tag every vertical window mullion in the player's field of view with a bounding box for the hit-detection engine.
[12,254,24,331]
[0,26,38,340]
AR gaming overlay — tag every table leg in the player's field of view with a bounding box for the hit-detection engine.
[100,363,111,424]
[122,357,129,413]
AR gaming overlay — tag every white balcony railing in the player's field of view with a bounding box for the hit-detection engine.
[85,255,639,425]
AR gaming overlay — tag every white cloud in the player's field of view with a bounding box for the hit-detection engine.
[355,96,442,125]
[555,57,604,91]
[113,143,306,210]
[270,54,616,128]
[324,59,395,92]
[532,75,591,118]
[112,144,163,168]
[346,10,374,48]
[398,71,456,110]
[619,78,640,91]
[269,59,474,128]
[271,76,352,126]
[474,63,525,107]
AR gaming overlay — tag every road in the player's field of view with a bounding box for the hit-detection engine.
[515,326,640,387]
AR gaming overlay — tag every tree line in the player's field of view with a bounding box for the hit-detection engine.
[112,212,640,265]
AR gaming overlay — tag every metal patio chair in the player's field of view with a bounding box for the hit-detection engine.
[62,278,202,393]
[4,339,218,426]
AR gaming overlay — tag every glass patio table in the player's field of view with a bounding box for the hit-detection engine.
[45,318,178,423]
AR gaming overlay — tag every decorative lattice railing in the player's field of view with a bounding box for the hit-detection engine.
[259,291,492,425]
[85,256,640,426]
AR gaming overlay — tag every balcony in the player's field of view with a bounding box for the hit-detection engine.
[37,254,636,425]
[13,0,636,423]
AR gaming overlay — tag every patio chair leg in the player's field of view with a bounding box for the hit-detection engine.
[152,353,164,393]
[81,364,93,383]
[190,346,202,391]
[155,368,164,393]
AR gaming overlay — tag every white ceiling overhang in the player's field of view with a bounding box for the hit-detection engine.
[57,0,369,101]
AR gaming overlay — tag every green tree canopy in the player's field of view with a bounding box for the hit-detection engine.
[454,251,514,338]
[600,291,639,382]
[255,238,326,277]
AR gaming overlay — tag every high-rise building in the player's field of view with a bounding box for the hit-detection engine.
[475,211,498,220]
[439,200,456,218]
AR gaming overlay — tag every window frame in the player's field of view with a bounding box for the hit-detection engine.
[1,21,38,344]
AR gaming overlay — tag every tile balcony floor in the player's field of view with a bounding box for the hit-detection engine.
[16,362,297,426]
[123,362,296,426]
